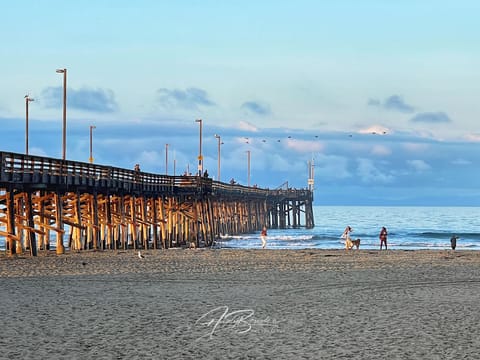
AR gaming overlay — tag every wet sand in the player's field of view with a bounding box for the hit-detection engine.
[1,249,480,359]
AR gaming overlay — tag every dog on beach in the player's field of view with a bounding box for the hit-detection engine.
[351,238,361,250]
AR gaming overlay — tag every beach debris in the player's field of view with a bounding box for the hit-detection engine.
[138,251,145,259]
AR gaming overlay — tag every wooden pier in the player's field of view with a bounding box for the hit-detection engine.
[0,151,314,256]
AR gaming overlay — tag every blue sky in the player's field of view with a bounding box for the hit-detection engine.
[1,0,480,205]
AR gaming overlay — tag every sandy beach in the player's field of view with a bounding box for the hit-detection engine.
[1,249,480,359]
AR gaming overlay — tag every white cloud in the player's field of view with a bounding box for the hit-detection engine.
[137,151,160,168]
[285,139,325,153]
[371,145,391,156]
[356,158,394,183]
[451,158,471,166]
[402,142,429,152]
[314,154,351,181]
[358,125,390,135]
[464,133,480,142]
[407,159,431,172]
[237,120,258,132]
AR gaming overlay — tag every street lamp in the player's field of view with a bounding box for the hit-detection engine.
[214,134,222,181]
[195,119,203,176]
[246,150,251,187]
[56,68,67,160]
[89,125,96,163]
[24,95,34,155]
[165,143,169,175]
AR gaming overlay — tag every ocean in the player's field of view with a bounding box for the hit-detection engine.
[1,206,479,251]
[221,206,480,250]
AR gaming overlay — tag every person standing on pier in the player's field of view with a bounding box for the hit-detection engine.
[134,163,141,183]
[261,226,268,249]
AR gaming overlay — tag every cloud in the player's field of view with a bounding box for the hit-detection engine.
[368,95,415,113]
[157,87,215,110]
[451,158,471,166]
[402,142,429,152]
[407,159,431,172]
[240,101,271,116]
[314,154,351,180]
[371,145,391,156]
[358,125,390,135]
[356,158,394,183]
[237,120,258,132]
[137,150,159,167]
[285,139,324,153]
[410,112,451,123]
[41,86,118,113]
[463,133,480,142]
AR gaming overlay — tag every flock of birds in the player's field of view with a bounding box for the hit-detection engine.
[242,131,387,144]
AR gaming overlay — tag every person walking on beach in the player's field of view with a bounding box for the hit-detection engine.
[341,226,354,250]
[261,226,268,249]
[379,226,388,250]
[450,235,459,250]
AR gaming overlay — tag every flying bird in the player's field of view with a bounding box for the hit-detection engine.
[138,251,145,259]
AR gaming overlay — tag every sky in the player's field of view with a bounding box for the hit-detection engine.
[1,0,480,205]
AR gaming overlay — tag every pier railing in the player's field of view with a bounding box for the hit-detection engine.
[0,151,309,199]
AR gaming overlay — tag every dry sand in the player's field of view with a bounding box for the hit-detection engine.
[1,249,480,359]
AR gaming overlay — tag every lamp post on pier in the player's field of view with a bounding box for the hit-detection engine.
[214,134,222,181]
[89,125,96,163]
[246,150,251,187]
[56,68,67,160]
[165,143,169,175]
[24,95,34,155]
[195,119,203,176]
